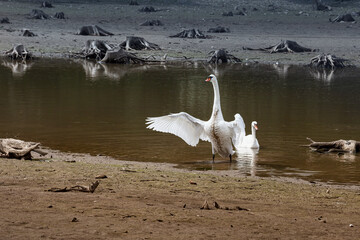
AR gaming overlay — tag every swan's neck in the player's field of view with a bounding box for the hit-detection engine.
[251,126,256,138]
[211,79,223,119]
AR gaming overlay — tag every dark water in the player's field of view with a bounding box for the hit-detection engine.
[1,59,360,185]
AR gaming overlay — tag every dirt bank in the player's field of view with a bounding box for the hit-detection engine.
[0,149,359,239]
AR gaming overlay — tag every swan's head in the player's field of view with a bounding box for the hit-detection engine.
[206,74,217,82]
[252,121,258,130]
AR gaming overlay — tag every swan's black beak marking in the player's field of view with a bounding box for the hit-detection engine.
[206,76,212,82]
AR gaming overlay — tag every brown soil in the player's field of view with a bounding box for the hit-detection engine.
[0,149,359,239]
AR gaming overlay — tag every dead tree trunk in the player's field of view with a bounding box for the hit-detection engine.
[0,138,47,159]
[304,137,360,153]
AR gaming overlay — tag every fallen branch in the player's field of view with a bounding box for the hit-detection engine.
[47,181,100,193]
[0,138,46,159]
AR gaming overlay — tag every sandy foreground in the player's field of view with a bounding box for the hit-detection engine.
[1,0,360,239]
[0,149,360,240]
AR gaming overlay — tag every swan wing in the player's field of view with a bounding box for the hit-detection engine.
[146,112,208,146]
[228,113,246,147]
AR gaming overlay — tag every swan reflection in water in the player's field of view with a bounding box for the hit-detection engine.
[235,148,259,177]
[2,60,33,77]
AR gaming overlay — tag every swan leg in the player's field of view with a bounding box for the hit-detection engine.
[229,154,232,162]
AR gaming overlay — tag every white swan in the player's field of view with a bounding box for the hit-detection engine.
[146,74,245,161]
[237,121,259,149]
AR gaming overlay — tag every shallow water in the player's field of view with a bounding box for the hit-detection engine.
[1,59,360,185]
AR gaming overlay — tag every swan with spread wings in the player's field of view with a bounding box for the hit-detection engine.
[146,74,245,162]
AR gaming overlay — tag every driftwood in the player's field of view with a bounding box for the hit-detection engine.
[304,138,360,153]
[29,9,50,19]
[208,26,230,33]
[140,20,163,26]
[329,14,355,23]
[22,29,36,37]
[310,54,348,69]
[120,36,160,50]
[83,40,112,59]
[314,0,332,11]
[40,1,53,8]
[78,25,113,36]
[5,45,32,60]
[243,40,316,53]
[0,138,47,160]
[139,6,157,12]
[54,12,65,19]
[208,49,241,64]
[100,49,145,64]
[48,181,100,193]
[170,29,208,39]
[1,17,10,24]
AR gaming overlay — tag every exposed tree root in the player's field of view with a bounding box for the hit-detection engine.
[208,49,241,64]
[303,138,360,153]
[120,36,160,51]
[243,40,316,53]
[82,40,112,60]
[5,44,32,60]
[310,54,348,69]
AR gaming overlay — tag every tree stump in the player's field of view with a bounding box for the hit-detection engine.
[29,9,50,19]
[54,12,65,19]
[100,49,145,64]
[314,0,332,11]
[78,25,113,36]
[0,138,47,160]
[304,138,360,153]
[83,40,112,60]
[310,54,348,69]
[208,49,241,64]
[170,29,208,39]
[5,45,32,60]
[40,1,53,8]
[138,6,156,12]
[129,0,139,6]
[120,36,160,51]
[140,20,163,26]
[22,29,36,37]
[243,40,316,53]
[1,17,10,24]
[329,14,355,23]
[207,26,230,33]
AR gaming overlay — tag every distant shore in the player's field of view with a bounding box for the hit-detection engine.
[0,0,360,66]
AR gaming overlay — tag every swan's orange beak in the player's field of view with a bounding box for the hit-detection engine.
[206,77,212,82]
[254,124,258,130]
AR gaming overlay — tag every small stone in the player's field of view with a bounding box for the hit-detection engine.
[71,217,79,222]
[349,224,354,227]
